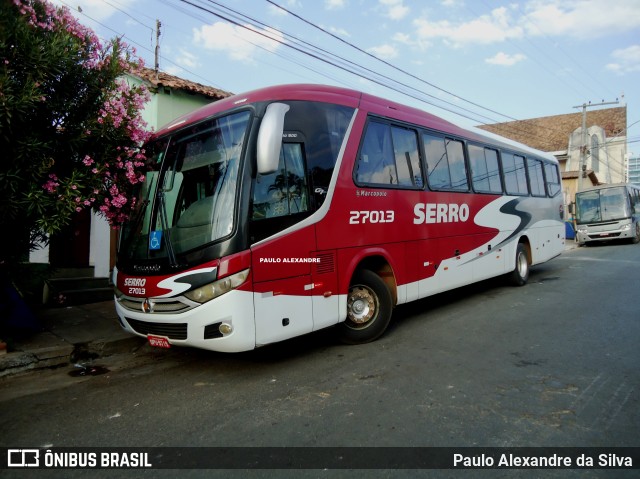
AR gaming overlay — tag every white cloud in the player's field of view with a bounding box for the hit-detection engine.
[413,7,524,47]
[175,49,200,69]
[522,0,640,39]
[485,52,527,66]
[329,26,351,38]
[325,0,346,10]
[606,45,640,74]
[367,44,399,59]
[192,22,283,63]
[379,0,410,21]
[268,0,301,16]
[392,32,432,51]
[409,0,640,49]
[164,65,184,76]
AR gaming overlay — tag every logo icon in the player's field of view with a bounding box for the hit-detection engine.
[8,449,39,467]
[149,231,162,251]
[142,298,154,313]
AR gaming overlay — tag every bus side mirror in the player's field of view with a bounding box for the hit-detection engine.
[568,202,575,215]
[257,102,290,175]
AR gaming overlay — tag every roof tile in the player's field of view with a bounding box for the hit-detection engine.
[477,106,627,152]
[134,67,232,100]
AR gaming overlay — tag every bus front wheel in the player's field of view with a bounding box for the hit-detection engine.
[339,269,393,344]
[509,243,530,286]
[632,223,640,244]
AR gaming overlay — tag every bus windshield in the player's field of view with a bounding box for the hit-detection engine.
[120,110,252,261]
[576,186,630,224]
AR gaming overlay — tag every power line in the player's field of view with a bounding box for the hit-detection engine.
[189,0,508,125]
[59,0,225,89]
[260,0,584,151]
[173,0,501,125]
[62,0,634,160]
[266,0,520,124]
[85,0,614,154]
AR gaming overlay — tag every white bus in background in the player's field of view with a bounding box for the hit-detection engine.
[575,183,640,246]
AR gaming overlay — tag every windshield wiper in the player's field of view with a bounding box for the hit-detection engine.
[156,191,178,267]
[124,199,150,259]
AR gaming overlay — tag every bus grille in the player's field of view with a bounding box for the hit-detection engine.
[315,252,335,274]
[125,318,188,340]
[588,232,621,239]
[118,297,193,314]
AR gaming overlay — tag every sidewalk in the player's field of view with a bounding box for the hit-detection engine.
[0,300,145,377]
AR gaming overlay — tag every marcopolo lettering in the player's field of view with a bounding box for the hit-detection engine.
[413,203,470,224]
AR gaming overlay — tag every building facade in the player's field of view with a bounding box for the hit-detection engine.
[628,156,640,187]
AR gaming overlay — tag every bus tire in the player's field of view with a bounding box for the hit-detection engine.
[509,243,530,286]
[632,223,640,244]
[339,269,393,344]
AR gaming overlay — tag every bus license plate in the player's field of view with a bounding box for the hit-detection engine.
[148,335,171,348]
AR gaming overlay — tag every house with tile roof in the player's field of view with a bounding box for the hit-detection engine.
[477,106,628,213]
[30,69,232,303]
[129,67,231,131]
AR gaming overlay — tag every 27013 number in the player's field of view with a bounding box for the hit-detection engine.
[349,210,395,224]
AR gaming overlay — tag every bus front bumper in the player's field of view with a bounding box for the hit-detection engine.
[576,222,634,244]
[114,289,256,353]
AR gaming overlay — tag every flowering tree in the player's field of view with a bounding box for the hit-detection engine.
[0,0,151,273]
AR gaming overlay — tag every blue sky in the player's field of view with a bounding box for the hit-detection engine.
[53,0,640,157]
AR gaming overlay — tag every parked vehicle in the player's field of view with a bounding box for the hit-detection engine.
[113,84,565,352]
[575,183,640,246]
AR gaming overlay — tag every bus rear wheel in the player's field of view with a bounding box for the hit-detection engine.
[339,269,392,344]
[509,243,530,286]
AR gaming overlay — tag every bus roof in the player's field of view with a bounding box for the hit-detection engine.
[153,83,557,164]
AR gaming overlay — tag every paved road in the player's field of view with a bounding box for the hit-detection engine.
[1,242,639,478]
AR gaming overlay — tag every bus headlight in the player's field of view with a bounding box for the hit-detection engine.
[621,223,631,231]
[577,226,587,234]
[184,269,249,304]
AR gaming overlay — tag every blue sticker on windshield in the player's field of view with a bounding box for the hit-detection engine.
[149,231,162,250]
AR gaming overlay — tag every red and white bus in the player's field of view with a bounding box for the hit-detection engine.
[114,84,565,352]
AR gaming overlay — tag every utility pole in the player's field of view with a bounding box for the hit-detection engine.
[154,20,162,80]
[572,100,619,192]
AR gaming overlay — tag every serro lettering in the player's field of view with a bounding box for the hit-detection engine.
[413,203,470,224]
[124,277,146,287]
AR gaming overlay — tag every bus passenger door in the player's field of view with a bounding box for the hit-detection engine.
[249,140,315,346]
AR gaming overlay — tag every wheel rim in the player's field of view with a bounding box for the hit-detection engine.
[347,285,378,329]
[516,251,528,278]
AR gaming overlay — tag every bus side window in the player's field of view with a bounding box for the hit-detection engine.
[544,163,561,197]
[355,121,398,186]
[527,158,546,197]
[503,153,528,195]
[391,126,423,188]
[423,134,468,191]
[469,145,502,193]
